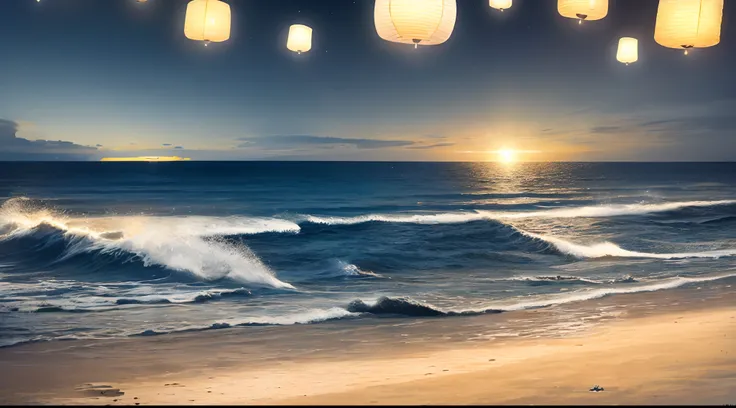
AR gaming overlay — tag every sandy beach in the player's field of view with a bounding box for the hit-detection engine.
[1,293,734,406]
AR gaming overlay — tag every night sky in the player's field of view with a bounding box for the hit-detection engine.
[1,0,734,161]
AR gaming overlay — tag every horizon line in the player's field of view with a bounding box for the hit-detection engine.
[0,160,734,164]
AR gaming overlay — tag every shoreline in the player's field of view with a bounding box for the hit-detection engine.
[1,291,734,405]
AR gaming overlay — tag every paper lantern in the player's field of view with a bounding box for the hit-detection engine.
[616,37,638,65]
[654,0,723,54]
[184,0,231,45]
[558,0,608,23]
[287,24,313,54]
[489,0,512,11]
[374,0,457,48]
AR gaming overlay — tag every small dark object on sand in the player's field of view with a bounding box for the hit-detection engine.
[589,385,605,392]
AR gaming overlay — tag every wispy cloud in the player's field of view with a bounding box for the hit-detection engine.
[237,135,416,150]
[407,142,455,150]
[590,126,623,134]
[457,149,542,154]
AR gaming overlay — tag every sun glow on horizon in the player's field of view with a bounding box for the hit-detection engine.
[497,148,516,163]
[100,156,191,162]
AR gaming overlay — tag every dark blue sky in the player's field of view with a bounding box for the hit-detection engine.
[1,0,734,161]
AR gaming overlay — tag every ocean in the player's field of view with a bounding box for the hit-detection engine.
[1,162,735,347]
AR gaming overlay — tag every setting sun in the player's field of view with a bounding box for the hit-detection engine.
[497,149,516,163]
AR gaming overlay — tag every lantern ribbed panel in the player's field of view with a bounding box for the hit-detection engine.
[374,0,457,46]
[654,0,723,49]
[184,0,231,43]
[558,0,608,20]
[287,24,313,53]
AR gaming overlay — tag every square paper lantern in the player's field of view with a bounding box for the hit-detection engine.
[184,0,231,44]
[654,0,723,53]
[489,0,512,11]
[374,0,457,48]
[558,0,608,22]
[616,37,638,65]
[287,24,313,54]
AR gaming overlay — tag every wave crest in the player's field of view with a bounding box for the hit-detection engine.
[302,200,736,226]
[0,198,296,289]
[517,228,736,260]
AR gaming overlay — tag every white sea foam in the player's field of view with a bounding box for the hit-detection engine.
[303,200,736,226]
[136,307,359,336]
[489,273,736,312]
[336,260,383,278]
[517,228,736,260]
[0,198,297,289]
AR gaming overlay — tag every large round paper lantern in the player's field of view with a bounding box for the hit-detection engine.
[654,0,723,54]
[184,0,231,45]
[374,0,457,48]
[558,0,608,23]
[616,37,638,65]
[287,24,313,54]
[489,0,512,12]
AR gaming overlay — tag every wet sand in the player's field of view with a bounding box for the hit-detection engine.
[1,292,734,405]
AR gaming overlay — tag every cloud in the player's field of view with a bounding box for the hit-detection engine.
[539,128,571,136]
[640,116,736,133]
[407,142,455,150]
[237,135,415,150]
[0,119,98,161]
[590,126,623,134]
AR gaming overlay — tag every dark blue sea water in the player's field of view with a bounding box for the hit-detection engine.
[1,162,735,347]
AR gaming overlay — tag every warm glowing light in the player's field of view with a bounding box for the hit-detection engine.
[287,24,313,54]
[616,37,638,65]
[489,0,512,11]
[184,0,231,44]
[100,156,191,162]
[497,149,516,163]
[654,0,723,54]
[374,0,457,48]
[558,0,608,22]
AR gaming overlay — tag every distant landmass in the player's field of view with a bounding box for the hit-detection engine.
[100,156,191,162]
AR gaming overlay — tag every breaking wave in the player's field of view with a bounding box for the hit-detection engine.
[348,272,736,317]
[517,228,736,260]
[0,198,296,289]
[301,200,736,226]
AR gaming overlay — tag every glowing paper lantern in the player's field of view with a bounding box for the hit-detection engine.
[184,0,231,45]
[654,0,723,55]
[489,0,512,11]
[287,24,313,54]
[616,37,638,65]
[558,0,608,23]
[374,0,457,48]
